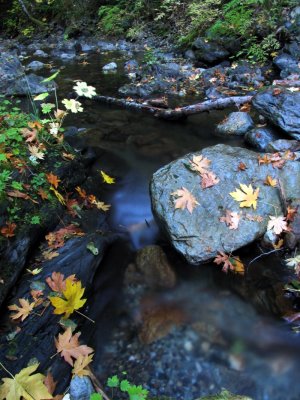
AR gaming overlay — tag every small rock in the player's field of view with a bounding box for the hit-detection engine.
[26,61,45,70]
[184,49,196,60]
[216,112,254,137]
[245,127,277,151]
[125,245,177,289]
[193,37,229,64]
[261,229,278,249]
[124,59,139,72]
[102,62,117,71]
[70,376,94,400]
[266,139,300,153]
[33,49,48,58]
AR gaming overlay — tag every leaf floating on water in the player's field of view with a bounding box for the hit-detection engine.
[100,170,115,184]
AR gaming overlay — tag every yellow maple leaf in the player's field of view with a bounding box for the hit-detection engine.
[230,183,259,209]
[100,170,115,184]
[0,363,52,400]
[50,186,66,205]
[72,354,93,376]
[49,278,86,319]
[264,175,277,187]
[8,298,35,321]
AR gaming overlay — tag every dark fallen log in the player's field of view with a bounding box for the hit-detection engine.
[93,95,253,120]
[0,222,130,394]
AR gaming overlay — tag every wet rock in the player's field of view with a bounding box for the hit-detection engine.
[81,43,96,52]
[205,87,226,100]
[245,127,278,151]
[155,62,181,78]
[252,89,300,139]
[227,62,265,87]
[124,59,139,72]
[33,49,48,57]
[261,229,278,249]
[70,376,94,400]
[97,41,116,51]
[184,49,196,60]
[150,144,300,265]
[125,245,176,289]
[216,112,254,137]
[26,60,45,70]
[193,38,229,64]
[273,53,300,78]
[102,62,117,71]
[196,390,253,400]
[266,139,300,153]
[59,52,77,61]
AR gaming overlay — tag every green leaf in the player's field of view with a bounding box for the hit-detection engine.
[41,103,55,114]
[30,216,41,225]
[33,92,49,101]
[41,70,60,83]
[11,181,23,191]
[86,242,99,256]
[90,394,103,400]
[107,375,119,388]
[120,379,131,392]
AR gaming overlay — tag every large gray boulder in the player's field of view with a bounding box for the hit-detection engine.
[0,52,54,95]
[252,89,300,140]
[150,144,300,265]
[193,37,229,64]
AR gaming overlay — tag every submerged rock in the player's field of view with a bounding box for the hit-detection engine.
[252,89,300,139]
[102,62,117,71]
[150,144,300,265]
[216,112,254,137]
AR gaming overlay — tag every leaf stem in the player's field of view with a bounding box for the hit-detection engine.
[0,362,15,379]
[75,310,95,323]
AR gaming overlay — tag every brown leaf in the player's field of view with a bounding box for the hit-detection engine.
[46,272,76,293]
[46,173,61,189]
[214,252,235,273]
[44,372,57,396]
[171,187,199,214]
[238,162,247,171]
[245,214,264,222]
[1,222,17,238]
[7,190,38,203]
[201,171,220,189]
[75,186,87,199]
[286,206,297,222]
[45,224,84,249]
[38,188,49,200]
[220,210,240,230]
[55,327,94,366]
[21,127,38,143]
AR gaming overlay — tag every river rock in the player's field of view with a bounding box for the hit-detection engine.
[70,376,94,400]
[102,62,117,71]
[273,53,300,78]
[252,89,300,140]
[245,127,278,151]
[266,139,300,153]
[33,49,48,58]
[26,60,45,70]
[216,112,254,137]
[150,144,300,265]
[193,38,229,64]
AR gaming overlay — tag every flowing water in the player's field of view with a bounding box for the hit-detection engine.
[25,47,300,399]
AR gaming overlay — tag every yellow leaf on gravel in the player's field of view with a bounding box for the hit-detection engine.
[49,278,86,319]
[8,298,35,321]
[0,363,52,400]
[230,183,259,209]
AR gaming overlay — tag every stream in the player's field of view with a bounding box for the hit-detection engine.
[22,46,300,399]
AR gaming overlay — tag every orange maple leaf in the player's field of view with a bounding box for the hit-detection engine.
[38,188,49,200]
[264,175,277,187]
[46,271,76,293]
[75,186,87,199]
[1,222,17,238]
[55,327,94,366]
[8,298,35,321]
[286,206,297,222]
[237,162,247,171]
[46,173,61,189]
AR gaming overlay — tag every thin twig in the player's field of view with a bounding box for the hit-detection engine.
[0,362,14,379]
[75,310,95,323]
[88,366,112,400]
[248,247,283,265]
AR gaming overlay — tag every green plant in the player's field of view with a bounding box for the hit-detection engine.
[97,5,126,36]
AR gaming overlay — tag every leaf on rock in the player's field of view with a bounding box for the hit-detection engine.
[237,162,247,171]
[264,175,277,187]
[286,206,297,222]
[230,183,259,209]
[171,187,199,214]
[189,155,211,175]
[267,215,288,235]
[72,354,93,376]
[220,210,240,230]
[0,363,52,400]
[55,327,93,366]
[45,225,84,249]
[8,298,35,321]
[49,278,86,319]
[100,170,115,184]
[214,252,235,273]
[201,171,220,189]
